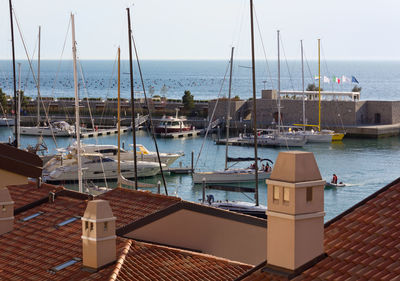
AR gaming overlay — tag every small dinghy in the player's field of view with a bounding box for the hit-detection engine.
[325,181,346,188]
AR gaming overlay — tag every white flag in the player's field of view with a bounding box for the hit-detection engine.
[323,76,330,83]
[342,76,351,83]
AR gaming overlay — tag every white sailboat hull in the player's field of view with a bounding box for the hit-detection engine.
[0,118,14,126]
[193,169,270,184]
[20,126,73,137]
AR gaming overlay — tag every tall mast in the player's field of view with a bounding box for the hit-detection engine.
[117,47,121,186]
[301,40,305,130]
[8,0,18,148]
[37,26,41,126]
[17,63,21,148]
[318,39,321,132]
[224,46,234,171]
[127,8,138,188]
[277,30,281,134]
[250,0,259,206]
[71,14,83,193]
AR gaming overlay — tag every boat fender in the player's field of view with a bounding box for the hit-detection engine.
[206,194,214,204]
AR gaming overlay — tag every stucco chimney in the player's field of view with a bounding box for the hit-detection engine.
[265,151,325,272]
[0,187,14,235]
[81,200,116,270]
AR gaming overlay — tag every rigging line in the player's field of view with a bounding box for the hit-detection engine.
[49,17,72,122]
[253,4,274,89]
[12,8,58,147]
[303,48,314,84]
[194,59,230,170]
[98,53,118,127]
[279,34,295,91]
[321,44,334,91]
[231,0,246,46]
[77,57,108,188]
[131,33,168,195]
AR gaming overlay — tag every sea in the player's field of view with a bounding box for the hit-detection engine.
[0,59,400,222]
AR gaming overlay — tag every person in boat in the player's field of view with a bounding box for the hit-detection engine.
[332,174,338,184]
[249,162,256,169]
[266,162,271,172]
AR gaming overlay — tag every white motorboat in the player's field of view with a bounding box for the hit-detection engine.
[155,110,192,134]
[325,181,346,188]
[193,168,270,184]
[43,153,163,183]
[64,143,183,167]
[0,117,14,126]
[240,130,307,147]
[20,121,74,137]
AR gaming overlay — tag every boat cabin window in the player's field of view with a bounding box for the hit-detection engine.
[95,149,118,155]
[273,186,280,201]
[172,121,180,126]
[306,187,313,202]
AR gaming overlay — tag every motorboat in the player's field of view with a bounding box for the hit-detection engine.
[20,121,74,137]
[0,117,14,126]
[43,153,164,183]
[240,129,307,147]
[155,114,192,134]
[325,181,346,188]
[63,143,183,167]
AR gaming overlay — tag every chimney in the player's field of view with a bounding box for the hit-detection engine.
[81,200,116,270]
[0,187,14,235]
[265,151,325,272]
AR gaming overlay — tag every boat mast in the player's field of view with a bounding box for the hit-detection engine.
[117,47,121,187]
[37,26,41,126]
[277,30,281,134]
[224,46,234,171]
[71,14,83,193]
[301,40,305,130]
[250,0,259,206]
[17,63,21,148]
[8,0,18,148]
[127,8,138,188]
[318,39,321,132]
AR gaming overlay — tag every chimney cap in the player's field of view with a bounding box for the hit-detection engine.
[83,200,113,221]
[270,151,322,183]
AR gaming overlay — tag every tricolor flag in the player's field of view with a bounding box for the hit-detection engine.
[336,77,341,84]
[314,75,320,80]
[323,76,330,83]
[352,76,359,83]
[342,76,351,83]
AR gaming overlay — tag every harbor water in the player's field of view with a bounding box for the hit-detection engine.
[0,126,399,222]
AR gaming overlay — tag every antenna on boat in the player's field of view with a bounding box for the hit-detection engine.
[250,0,259,206]
[318,38,321,132]
[71,13,83,193]
[8,0,18,148]
[277,30,281,135]
[224,46,234,171]
[127,7,138,188]
[37,26,41,127]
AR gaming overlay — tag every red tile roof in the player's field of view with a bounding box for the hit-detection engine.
[240,178,400,280]
[111,240,252,281]
[7,181,64,210]
[97,187,181,228]
[1,184,250,280]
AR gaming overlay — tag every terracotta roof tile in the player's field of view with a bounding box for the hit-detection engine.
[240,179,400,280]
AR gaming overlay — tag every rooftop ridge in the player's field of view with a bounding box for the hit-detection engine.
[102,187,182,202]
[324,176,400,228]
[132,239,253,268]
[109,239,132,281]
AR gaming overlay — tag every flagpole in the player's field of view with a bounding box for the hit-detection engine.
[301,40,305,130]
[318,38,321,132]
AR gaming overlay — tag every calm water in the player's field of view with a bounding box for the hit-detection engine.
[1,126,399,222]
[1,60,400,101]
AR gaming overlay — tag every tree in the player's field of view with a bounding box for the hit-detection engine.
[352,85,362,92]
[182,90,194,111]
[0,88,6,109]
[306,83,323,92]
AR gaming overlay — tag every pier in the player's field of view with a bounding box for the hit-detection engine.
[156,129,203,138]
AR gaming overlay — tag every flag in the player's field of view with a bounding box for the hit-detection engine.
[352,76,359,83]
[323,76,330,83]
[336,77,341,84]
[314,75,320,80]
[342,76,351,83]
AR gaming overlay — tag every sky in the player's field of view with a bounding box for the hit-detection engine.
[0,0,399,60]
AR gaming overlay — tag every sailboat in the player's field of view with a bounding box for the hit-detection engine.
[193,47,272,184]
[294,39,344,142]
[19,26,74,137]
[202,0,267,218]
